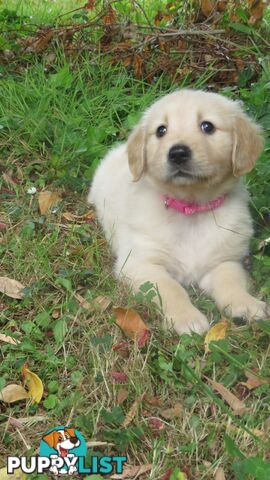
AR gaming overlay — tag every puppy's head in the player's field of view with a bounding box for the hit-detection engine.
[127,90,263,190]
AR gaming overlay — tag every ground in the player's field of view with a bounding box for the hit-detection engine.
[0,2,270,479]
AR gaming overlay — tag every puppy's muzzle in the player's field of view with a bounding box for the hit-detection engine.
[70,436,79,445]
[168,144,192,165]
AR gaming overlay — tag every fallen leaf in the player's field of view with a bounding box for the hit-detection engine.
[160,402,183,420]
[2,172,18,186]
[204,319,229,353]
[201,0,216,17]
[75,293,111,312]
[0,384,29,403]
[148,417,164,431]
[110,463,152,479]
[8,415,48,428]
[122,394,145,428]
[249,0,267,25]
[38,191,61,215]
[240,370,268,390]
[137,328,150,348]
[103,5,117,24]
[114,307,150,345]
[134,54,143,78]
[215,466,226,480]
[26,31,54,53]
[62,210,95,223]
[112,341,130,359]
[83,0,95,9]
[117,388,129,405]
[0,467,26,479]
[144,395,162,407]
[0,333,20,345]
[111,371,129,383]
[0,277,25,299]
[206,377,247,416]
[161,468,173,480]
[22,365,44,403]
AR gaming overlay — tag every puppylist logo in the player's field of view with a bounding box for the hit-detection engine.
[7,426,127,476]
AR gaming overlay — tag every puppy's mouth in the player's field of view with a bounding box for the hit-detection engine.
[169,168,210,182]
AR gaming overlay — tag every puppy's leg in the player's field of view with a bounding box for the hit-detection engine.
[200,261,269,321]
[119,262,209,335]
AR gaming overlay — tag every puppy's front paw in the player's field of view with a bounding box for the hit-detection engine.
[229,295,269,322]
[167,306,209,335]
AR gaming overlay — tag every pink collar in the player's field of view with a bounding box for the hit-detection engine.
[163,194,226,215]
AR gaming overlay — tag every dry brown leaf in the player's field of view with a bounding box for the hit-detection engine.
[215,467,226,480]
[2,172,18,186]
[114,307,149,343]
[206,377,247,415]
[0,277,25,299]
[111,463,152,479]
[249,0,266,25]
[75,293,111,312]
[240,370,269,390]
[117,388,129,405]
[201,0,216,17]
[103,5,117,24]
[62,210,95,222]
[160,402,183,420]
[38,191,61,215]
[0,333,20,345]
[83,0,96,10]
[94,295,112,311]
[144,395,162,407]
[111,371,129,383]
[134,54,143,78]
[0,384,29,403]
[27,31,54,53]
[204,319,229,353]
[122,394,145,428]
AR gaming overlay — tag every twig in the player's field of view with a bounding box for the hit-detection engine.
[154,29,226,37]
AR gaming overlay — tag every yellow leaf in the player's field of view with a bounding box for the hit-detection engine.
[22,365,44,403]
[38,191,61,215]
[0,467,26,480]
[0,384,29,403]
[204,319,229,353]
[0,277,25,299]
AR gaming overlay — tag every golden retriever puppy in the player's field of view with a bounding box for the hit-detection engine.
[89,89,269,334]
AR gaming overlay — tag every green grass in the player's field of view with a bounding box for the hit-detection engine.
[1,3,270,480]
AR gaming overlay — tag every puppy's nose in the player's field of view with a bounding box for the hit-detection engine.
[168,144,191,164]
[70,436,78,445]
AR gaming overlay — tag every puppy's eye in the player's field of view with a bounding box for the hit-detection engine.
[200,121,215,134]
[156,125,167,138]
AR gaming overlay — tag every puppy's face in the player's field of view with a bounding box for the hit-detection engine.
[127,90,263,190]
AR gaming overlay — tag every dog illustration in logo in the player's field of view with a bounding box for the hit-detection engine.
[42,427,81,475]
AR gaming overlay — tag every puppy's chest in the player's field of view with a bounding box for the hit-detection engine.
[161,211,249,283]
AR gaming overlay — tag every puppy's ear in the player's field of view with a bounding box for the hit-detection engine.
[232,112,263,177]
[127,124,146,181]
[42,431,57,449]
[65,427,76,437]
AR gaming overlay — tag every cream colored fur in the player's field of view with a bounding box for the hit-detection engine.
[89,89,268,334]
